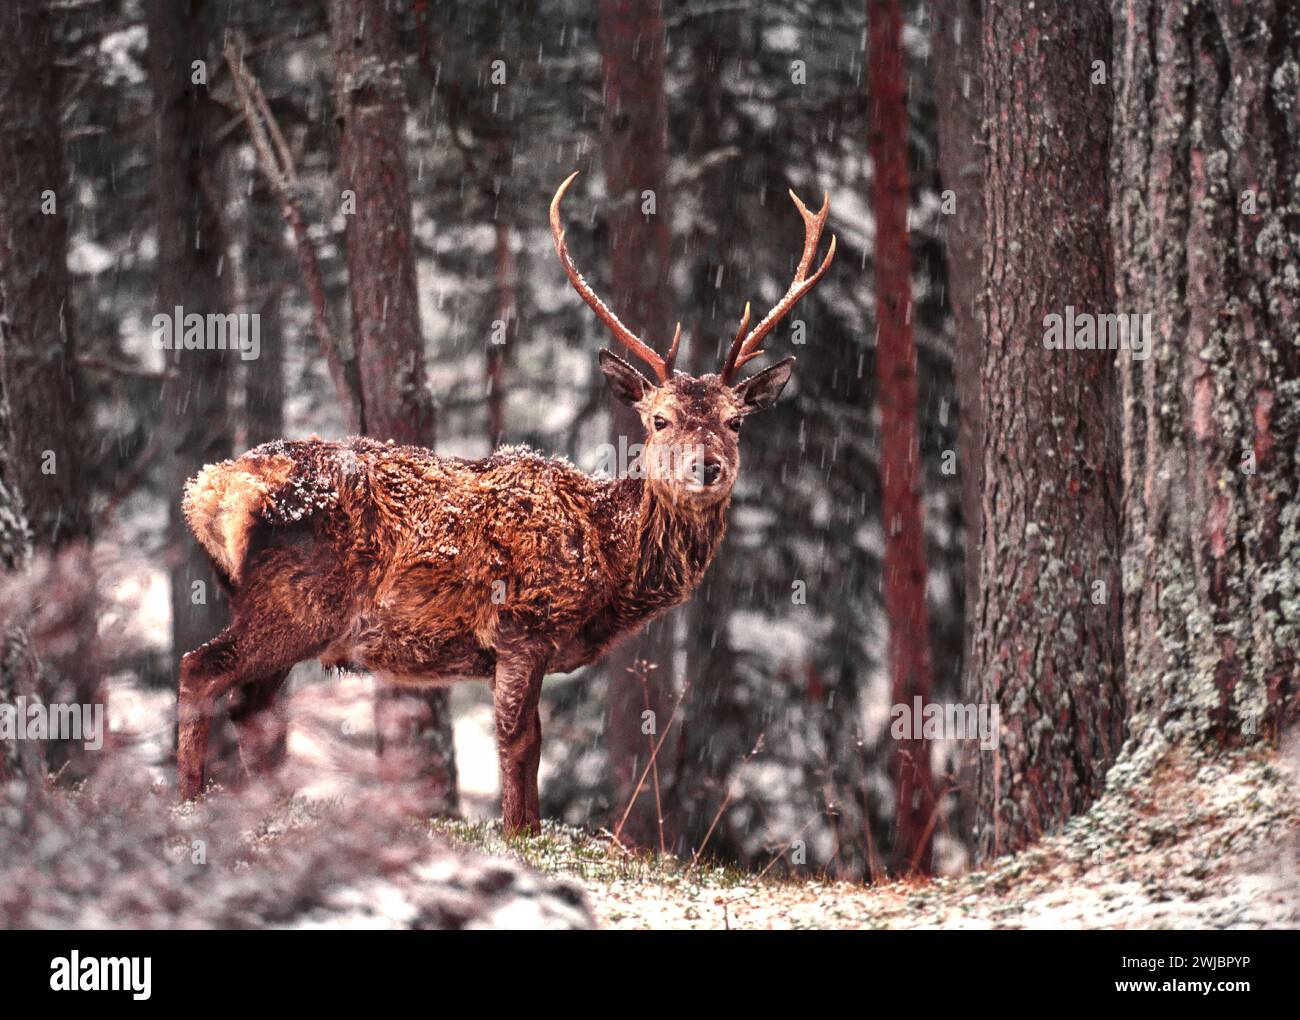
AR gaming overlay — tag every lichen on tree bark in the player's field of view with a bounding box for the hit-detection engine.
[974,0,1126,861]
[1111,0,1300,757]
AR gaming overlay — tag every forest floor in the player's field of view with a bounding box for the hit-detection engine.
[436,734,1300,929]
[85,671,1299,930]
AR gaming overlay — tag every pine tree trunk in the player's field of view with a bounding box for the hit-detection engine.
[234,176,288,771]
[0,284,41,786]
[1111,0,1299,752]
[0,0,98,778]
[145,0,234,697]
[672,14,753,864]
[974,0,1126,860]
[245,179,285,449]
[597,0,677,850]
[332,0,458,816]
[931,0,985,849]
[0,0,87,549]
[869,0,936,875]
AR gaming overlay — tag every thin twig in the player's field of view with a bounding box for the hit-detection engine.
[907,780,957,876]
[691,732,765,868]
[611,681,691,846]
[101,435,165,521]
[632,659,668,855]
[865,813,884,885]
[753,813,822,884]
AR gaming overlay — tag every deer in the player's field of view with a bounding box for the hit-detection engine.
[176,172,835,835]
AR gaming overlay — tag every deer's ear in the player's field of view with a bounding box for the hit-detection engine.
[599,349,655,404]
[733,356,795,412]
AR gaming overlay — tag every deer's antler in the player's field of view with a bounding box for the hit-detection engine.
[719,190,836,384]
[550,171,680,385]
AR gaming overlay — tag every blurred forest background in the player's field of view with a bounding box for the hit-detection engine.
[0,0,968,878]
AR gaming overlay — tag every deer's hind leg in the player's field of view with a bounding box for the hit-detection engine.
[177,606,336,801]
[177,629,243,801]
[228,668,291,782]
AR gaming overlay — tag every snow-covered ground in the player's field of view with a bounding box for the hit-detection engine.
[90,556,1299,930]
[448,737,1299,930]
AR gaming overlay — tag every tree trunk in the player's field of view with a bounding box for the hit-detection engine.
[145,0,234,710]
[930,0,985,852]
[332,0,458,816]
[0,0,87,550]
[868,0,936,875]
[245,178,285,449]
[974,0,1125,860]
[0,0,98,778]
[232,175,289,771]
[597,0,677,850]
[0,284,42,786]
[1111,0,1299,752]
[486,221,514,448]
[932,1,984,602]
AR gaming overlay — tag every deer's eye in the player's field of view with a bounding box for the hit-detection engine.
[653,415,669,431]
[726,418,742,432]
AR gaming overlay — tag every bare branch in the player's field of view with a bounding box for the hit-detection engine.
[223,41,362,432]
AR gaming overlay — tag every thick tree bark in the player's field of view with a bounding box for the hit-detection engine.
[869,0,936,875]
[930,0,985,850]
[233,176,288,770]
[1111,0,1299,752]
[597,0,677,850]
[0,0,87,550]
[332,0,458,816]
[0,284,42,786]
[0,0,98,778]
[145,0,234,696]
[974,0,1126,860]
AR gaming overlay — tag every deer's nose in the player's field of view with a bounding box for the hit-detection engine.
[702,459,725,486]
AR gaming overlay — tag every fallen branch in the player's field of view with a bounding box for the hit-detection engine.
[76,356,173,382]
[223,41,363,433]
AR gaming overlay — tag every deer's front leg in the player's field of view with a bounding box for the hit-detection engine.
[492,641,547,836]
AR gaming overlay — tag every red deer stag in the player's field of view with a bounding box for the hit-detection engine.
[177,172,834,835]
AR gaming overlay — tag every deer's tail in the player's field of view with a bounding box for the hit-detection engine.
[182,445,340,586]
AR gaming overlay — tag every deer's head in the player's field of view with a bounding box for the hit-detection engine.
[550,172,835,512]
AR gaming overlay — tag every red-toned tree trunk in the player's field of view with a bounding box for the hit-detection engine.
[332,0,457,816]
[597,0,677,850]
[868,0,936,874]
[974,0,1125,860]
[1111,0,1298,752]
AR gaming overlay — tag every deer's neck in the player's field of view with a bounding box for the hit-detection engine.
[612,479,729,624]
